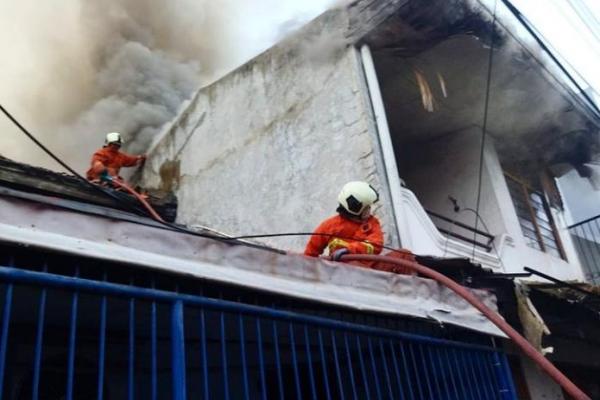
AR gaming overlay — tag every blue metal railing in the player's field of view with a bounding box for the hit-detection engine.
[0,263,517,399]
[568,214,600,284]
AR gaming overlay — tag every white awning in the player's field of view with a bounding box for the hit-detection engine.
[0,193,505,337]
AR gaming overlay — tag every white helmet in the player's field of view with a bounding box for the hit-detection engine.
[337,181,379,216]
[105,132,123,146]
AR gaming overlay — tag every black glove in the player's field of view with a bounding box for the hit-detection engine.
[332,248,350,261]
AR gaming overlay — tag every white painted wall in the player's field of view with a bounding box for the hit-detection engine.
[390,128,585,279]
[139,15,399,252]
[139,7,586,281]
[391,129,509,270]
[399,128,507,238]
[484,141,585,281]
[482,141,585,280]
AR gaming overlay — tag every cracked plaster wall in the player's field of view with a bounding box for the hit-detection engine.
[140,24,398,252]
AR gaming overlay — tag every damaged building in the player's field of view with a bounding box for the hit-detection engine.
[0,154,517,398]
[1,0,599,399]
[137,0,600,398]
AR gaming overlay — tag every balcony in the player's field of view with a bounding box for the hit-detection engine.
[397,188,503,271]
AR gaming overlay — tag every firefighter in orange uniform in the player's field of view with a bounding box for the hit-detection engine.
[304,181,384,260]
[86,132,146,182]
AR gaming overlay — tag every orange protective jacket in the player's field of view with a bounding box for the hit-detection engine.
[86,146,140,180]
[304,214,384,257]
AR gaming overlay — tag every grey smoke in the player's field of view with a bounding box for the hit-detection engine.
[298,28,349,65]
[0,0,340,172]
[42,0,231,172]
[59,40,201,162]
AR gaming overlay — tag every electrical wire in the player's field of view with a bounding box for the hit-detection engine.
[472,0,498,261]
[461,207,507,270]
[0,103,268,246]
[0,104,150,217]
[0,102,412,255]
[499,0,600,120]
[227,232,404,253]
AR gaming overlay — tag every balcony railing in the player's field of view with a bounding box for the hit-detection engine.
[426,209,495,252]
[568,215,600,284]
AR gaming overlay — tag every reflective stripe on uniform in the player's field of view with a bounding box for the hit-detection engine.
[327,238,350,252]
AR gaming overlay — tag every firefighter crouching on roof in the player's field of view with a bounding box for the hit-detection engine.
[86,132,146,183]
[304,181,415,274]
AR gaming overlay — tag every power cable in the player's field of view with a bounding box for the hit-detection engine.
[0,103,273,246]
[0,102,411,255]
[0,104,150,217]
[564,0,600,47]
[461,207,507,270]
[473,0,498,261]
[226,232,404,253]
[499,0,600,119]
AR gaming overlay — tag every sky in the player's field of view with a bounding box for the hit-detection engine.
[0,0,599,220]
[511,0,600,103]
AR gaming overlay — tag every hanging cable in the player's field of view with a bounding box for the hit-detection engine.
[461,207,507,270]
[472,0,498,262]
[0,104,82,179]
[0,104,150,217]
[0,103,279,248]
[226,232,407,253]
[1,103,416,255]
[500,0,600,119]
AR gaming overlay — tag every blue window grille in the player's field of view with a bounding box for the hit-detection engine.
[0,252,517,399]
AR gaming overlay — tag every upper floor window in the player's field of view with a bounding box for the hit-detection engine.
[504,173,566,260]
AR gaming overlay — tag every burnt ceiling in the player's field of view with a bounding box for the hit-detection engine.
[357,0,599,179]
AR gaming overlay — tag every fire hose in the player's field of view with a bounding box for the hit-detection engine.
[337,254,590,400]
[101,177,589,399]
[101,176,165,223]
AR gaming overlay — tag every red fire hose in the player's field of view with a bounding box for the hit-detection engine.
[100,181,589,398]
[109,179,165,223]
[338,254,590,400]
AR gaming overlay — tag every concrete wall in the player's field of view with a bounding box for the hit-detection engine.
[138,1,585,280]
[399,128,507,238]
[395,130,585,279]
[139,14,398,252]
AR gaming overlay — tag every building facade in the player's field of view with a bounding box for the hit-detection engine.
[136,0,600,398]
[0,156,516,398]
[0,0,598,398]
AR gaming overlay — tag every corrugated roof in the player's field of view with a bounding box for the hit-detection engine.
[0,156,177,222]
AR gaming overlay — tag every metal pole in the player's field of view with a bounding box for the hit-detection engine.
[171,301,187,400]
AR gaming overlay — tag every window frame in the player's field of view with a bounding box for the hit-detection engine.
[504,172,567,260]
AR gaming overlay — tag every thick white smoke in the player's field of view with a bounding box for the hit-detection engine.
[0,0,342,172]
